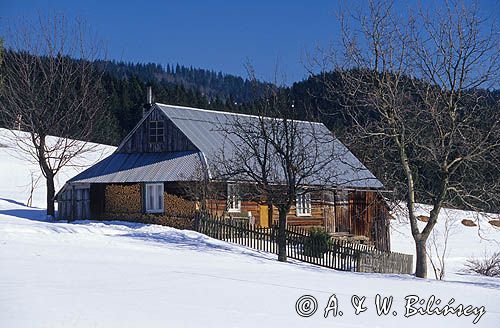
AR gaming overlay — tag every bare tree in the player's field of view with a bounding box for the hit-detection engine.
[427,212,457,280]
[0,14,109,217]
[213,75,351,262]
[180,164,226,214]
[26,170,42,207]
[318,0,499,277]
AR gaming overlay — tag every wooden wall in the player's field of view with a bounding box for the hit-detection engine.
[203,198,325,228]
[88,181,391,251]
[118,107,198,153]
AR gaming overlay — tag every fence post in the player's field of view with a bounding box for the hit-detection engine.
[194,212,201,232]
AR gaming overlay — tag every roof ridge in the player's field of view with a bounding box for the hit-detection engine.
[155,102,325,126]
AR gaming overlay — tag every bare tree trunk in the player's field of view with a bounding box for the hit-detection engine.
[320,0,499,279]
[213,66,342,266]
[277,206,288,262]
[36,135,56,217]
[45,172,55,217]
[415,237,428,278]
[267,202,273,227]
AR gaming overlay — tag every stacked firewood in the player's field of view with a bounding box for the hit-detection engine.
[99,212,195,230]
[105,184,142,213]
[164,193,196,217]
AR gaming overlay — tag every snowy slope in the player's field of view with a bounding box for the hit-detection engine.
[390,204,500,281]
[0,128,115,209]
[1,202,499,328]
[0,128,499,327]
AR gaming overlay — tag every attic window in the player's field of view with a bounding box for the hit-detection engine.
[149,121,164,143]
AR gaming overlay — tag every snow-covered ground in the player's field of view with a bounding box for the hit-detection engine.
[0,128,115,209]
[0,128,499,327]
[391,204,499,281]
[1,201,499,327]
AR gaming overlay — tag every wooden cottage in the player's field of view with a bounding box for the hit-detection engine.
[57,103,392,250]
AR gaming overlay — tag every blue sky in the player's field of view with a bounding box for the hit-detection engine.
[1,0,498,83]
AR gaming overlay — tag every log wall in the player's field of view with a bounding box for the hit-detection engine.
[91,182,391,250]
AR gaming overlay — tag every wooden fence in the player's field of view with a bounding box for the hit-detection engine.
[195,213,413,274]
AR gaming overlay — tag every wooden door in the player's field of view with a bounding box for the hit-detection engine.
[335,191,350,233]
[325,205,335,233]
[260,205,269,228]
[75,187,90,220]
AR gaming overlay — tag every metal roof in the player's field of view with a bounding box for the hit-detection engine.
[68,103,383,189]
[69,151,204,184]
[156,104,384,189]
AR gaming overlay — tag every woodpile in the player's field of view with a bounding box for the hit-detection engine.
[105,184,142,213]
[488,220,500,227]
[461,219,477,227]
[164,193,196,217]
[138,214,194,230]
[99,212,195,230]
[100,186,196,230]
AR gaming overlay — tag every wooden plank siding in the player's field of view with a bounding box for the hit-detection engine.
[203,193,325,228]
[87,180,391,251]
[119,107,197,153]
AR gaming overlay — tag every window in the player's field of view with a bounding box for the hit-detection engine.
[149,121,164,143]
[227,183,241,212]
[145,183,164,213]
[296,191,312,216]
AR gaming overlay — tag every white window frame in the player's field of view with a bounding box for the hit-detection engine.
[296,190,312,217]
[227,183,241,213]
[145,183,164,213]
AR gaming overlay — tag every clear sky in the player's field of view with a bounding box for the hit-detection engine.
[1,0,498,83]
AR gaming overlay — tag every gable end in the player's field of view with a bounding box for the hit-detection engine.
[117,106,198,153]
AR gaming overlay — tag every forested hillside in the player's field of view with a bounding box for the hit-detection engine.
[0,52,497,212]
[100,73,258,143]
[289,73,499,213]
[0,51,263,144]
[98,60,270,103]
